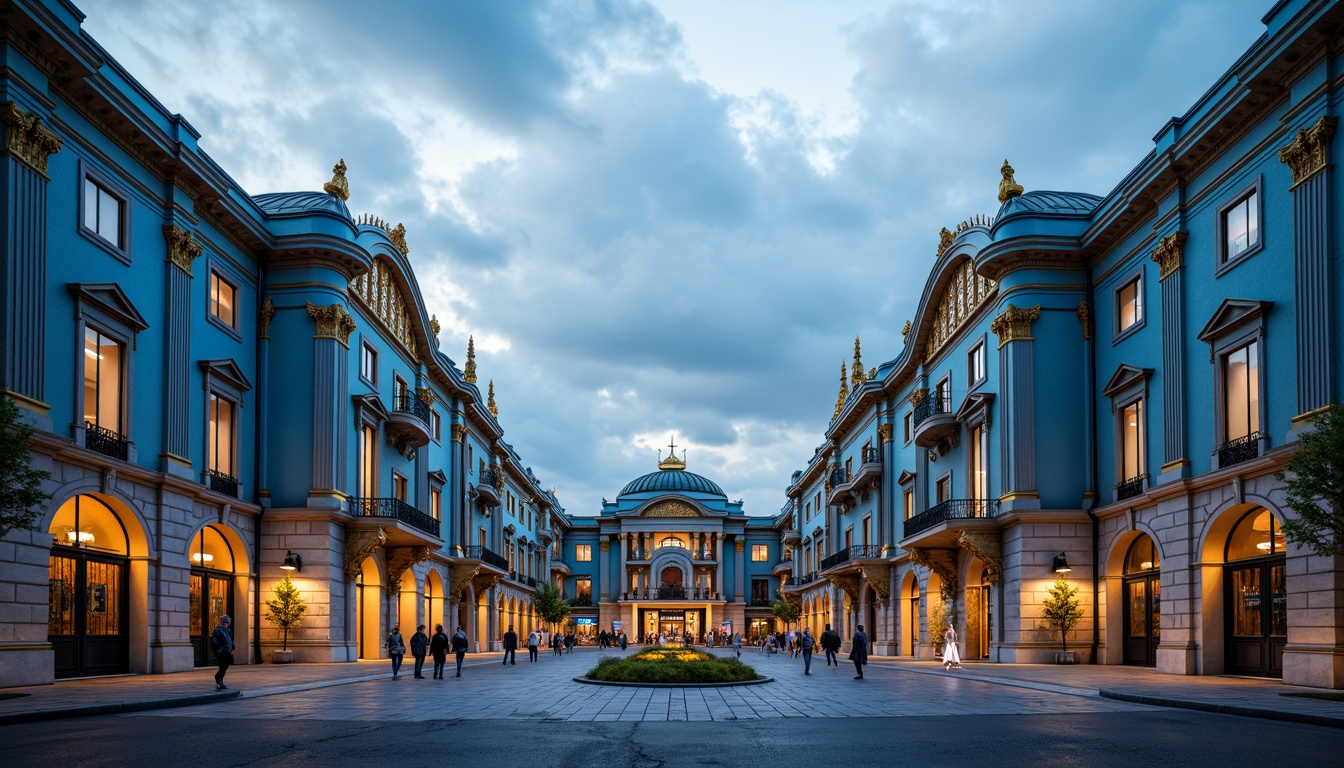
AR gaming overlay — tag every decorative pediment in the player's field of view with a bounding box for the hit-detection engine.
[1197,299,1273,344]
[198,359,253,394]
[640,500,701,518]
[352,393,390,425]
[67,283,149,334]
[897,470,917,486]
[1101,364,1153,400]
[428,469,447,485]
[955,392,995,426]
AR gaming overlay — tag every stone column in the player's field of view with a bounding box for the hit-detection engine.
[619,532,628,599]
[1152,232,1189,483]
[599,538,611,601]
[162,226,201,479]
[451,423,466,551]
[991,304,1041,511]
[305,302,355,506]
[715,534,724,598]
[734,539,745,600]
[878,422,895,553]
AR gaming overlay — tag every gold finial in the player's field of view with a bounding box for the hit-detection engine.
[324,158,350,201]
[658,436,687,471]
[998,159,1023,204]
[833,361,849,420]
[851,336,866,388]
[937,227,954,258]
[464,336,477,383]
[487,379,498,417]
[902,320,911,344]
[389,222,408,255]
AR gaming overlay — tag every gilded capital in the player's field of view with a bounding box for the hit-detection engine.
[163,225,203,276]
[305,300,357,346]
[323,158,350,201]
[259,298,275,340]
[735,540,745,553]
[451,423,467,443]
[877,423,894,444]
[1,102,62,177]
[1150,231,1187,281]
[909,387,929,406]
[998,159,1024,204]
[990,304,1040,347]
[1278,116,1338,187]
[599,540,611,553]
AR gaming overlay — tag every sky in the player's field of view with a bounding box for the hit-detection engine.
[79,0,1268,517]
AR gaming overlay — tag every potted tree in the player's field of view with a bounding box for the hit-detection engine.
[533,582,571,635]
[929,601,948,657]
[265,574,307,663]
[1041,575,1083,663]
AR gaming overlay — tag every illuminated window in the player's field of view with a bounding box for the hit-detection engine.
[207,392,236,477]
[209,271,237,329]
[83,327,123,434]
[82,175,126,250]
[658,536,687,550]
[575,544,592,562]
[430,486,441,520]
[968,341,986,387]
[903,489,915,519]
[1120,400,1143,481]
[751,545,768,562]
[1224,341,1260,442]
[1118,278,1143,333]
[392,472,407,502]
[360,425,378,496]
[1223,191,1259,262]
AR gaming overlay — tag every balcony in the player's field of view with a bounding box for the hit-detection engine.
[1217,432,1261,469]
[386,392,432,449]
[781,529,801,545]
[550,558,571,575]
[903,498,999,539]
[350,497,441,538]
[1115,474,1147,501]
[797,571,817,585]
[474,469,501,507]
[749,597,773,608]
[459,544,509,571]
[621,587,722,601]
[772,560,793,576]
[205,469,239,499]
[84,422,128,461]
[913,393,956,448]
[819,545,883,572]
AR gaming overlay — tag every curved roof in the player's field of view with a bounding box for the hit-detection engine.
[995,190,1102,219]
[619,469,726,498]
[253,191,352,219]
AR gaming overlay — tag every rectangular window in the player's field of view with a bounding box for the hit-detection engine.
[751,544,768,562]
[431,410,441,441]
[360,425,378,496]
[936,377,950,403]
[844,457,852,478]
[1223,191,1259,262]
[968,341,986,387]
[903,489,915,519]
[83,327,123,434]
[804,502,810,518]
[903,411,912,443]
[83,177,125,248]
[814,492,822,512]
[1224,341,1260,440]
[360,343,377,385]
[209,271,237,329]
[936,475,952,504]
[392,472,407,502]
[430,486,441,520]
[575,578,592,599]
[844,528,853,549]
[751,579,770,604]
[1120,400,1143,480]
[479,527,486,550]
[207,392,236,477]
[575,544,592,562]
[969,424,985,499]
[861,516,871,546]
[1118,278,1143,333]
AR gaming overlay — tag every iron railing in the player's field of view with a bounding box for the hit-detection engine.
[912,393,952,429]
[830,468,849,487]
[393,391,431,423]
[478,469,498,489]
[1115,474,1147,501]
[84,421,128,461]
[527,576,538,588]
[749,597,772,607]
[819,545,883,571]
[861,446,881,464]
[903,498,999,538]
[459,545,509,570]
[795,571,817,585]
[1217,432,1261,469]
[350,497,441,537]
[205,469,239,498]
[571,592,593,607]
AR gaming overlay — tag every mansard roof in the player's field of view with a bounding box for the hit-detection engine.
[253,191,353,219]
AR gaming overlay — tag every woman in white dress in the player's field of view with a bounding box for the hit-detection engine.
[942,622,963,670]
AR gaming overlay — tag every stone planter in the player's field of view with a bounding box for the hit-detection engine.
[271,650,294,664]
[1055,651,1077,664]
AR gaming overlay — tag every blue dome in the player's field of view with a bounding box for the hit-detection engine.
[996,190,1102,219]
[253,191,352,219]
[619,469,726,498]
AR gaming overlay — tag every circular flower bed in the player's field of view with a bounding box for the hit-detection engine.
[584,646,761,684]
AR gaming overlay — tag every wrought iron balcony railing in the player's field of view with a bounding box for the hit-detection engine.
[749,597,773,607]
[1217,432,1261,469]
[393,391,431,423]
[349,497,441,537]
[829,468,849,487]
[459,545,509,570]
[912,392,952,429]
[903,498,999,538]
[795,571,817,585]
[819,545,883,571]
[205,469,239,498]
[1115,474,1147,501]
[861,446,881,464]
[478,469,498,488]
[571,592,593,607]
[84,421,128,461]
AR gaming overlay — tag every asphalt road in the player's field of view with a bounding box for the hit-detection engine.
[7,710,1343,767]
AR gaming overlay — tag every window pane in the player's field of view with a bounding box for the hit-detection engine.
[84,328,100,425]
[1226,346,1250,440]
[1119,280,1141,330]
[98,334,122,433]
[1226,200,1248,258]
[98,189,121,245]
[1231,567,1262,637]
[84,179,99,232]
[1122,401,1142,478]
[1246,341,1259,434]
[1246,193,1259,250]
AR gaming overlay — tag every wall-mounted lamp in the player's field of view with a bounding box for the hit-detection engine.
[280,551,303,572]
[1053,552,1071,574]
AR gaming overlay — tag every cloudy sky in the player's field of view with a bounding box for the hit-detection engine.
[81,0,1266,517]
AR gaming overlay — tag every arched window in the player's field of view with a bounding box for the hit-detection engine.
[1124,535,1160,574]
[1227,507,1284,561]
[658,536,686,550]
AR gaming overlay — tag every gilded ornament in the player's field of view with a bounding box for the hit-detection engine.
[1,102,62,177]
[658,436,687,471]
[348,260,417,356]
[832,362,849,420]
[907,547,959,601]
[909,388,928,406]
[858,564,891,599]
[324,158,350,201]
[163,225,203,276]
[641,501,700,518]
[851,336,867,388]
[487,379,498,418]
[599,540,611,553]
[451,423,467,443]
[305,300,358,345]
[990,304,1040,348]
[259,298,275,340]
[877,424,894,444]
[344,527,387,580]
[416,386,434,405]
[1076,300,1090,341]
[927,261,996,355]
[389,222,409,255]
[936,227,954,258]
[1150,231,1187,281]
[735,540,745,553]
[384,546,433,595]
[449,564,480,600]
[901,320,911,344]
[1278,116,1338,186]
[997,159,1024,204]
[956,530,1003,586]
[464,336,478,383]
[429,314,441,337]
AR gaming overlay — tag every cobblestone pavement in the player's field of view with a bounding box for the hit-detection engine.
[138,647,1146,722]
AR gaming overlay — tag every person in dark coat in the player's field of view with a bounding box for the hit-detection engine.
[387,625,406,679]
[552,630,564,656]
[502,625,518,665]
[451,625,469,677]
[566,632,576,652]
[800,626,816,675]
[618,630,628,651]
[429,624,449,679]
[410,625,429,679]
[820,623,841,667]
[210,615,234,691]
[849,624,869,680]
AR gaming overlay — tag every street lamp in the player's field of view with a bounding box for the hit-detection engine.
[1053,552,1071,573]
[280,550,303,572]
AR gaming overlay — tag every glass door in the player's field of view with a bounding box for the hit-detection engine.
[1123,575,1159,666]
[191,571,234,666]
[48,551,129,678]
[1226,560,1286,677]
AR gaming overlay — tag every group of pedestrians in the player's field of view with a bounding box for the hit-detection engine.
[385,624,470,679]
[753,623,868,680]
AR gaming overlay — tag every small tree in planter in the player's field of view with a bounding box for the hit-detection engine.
[929,601,948,652]
[1041,576,1083,663]
[265,575,307,662]
[771,596,800,627]
[533,582,571,632]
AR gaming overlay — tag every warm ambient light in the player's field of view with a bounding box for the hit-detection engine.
[1256,541,1273,551]
[280,551,303,572]
[191,552,215,564]
[64,530,95,544]
[1053,552,1071,573]
[1140,561,1154,571]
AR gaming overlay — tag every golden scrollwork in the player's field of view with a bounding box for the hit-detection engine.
[259,298,275,340]
[1278,116,1338,186]
[163,225,203,276]
[389,223,408,255]
[449,564,480,600]
[936,227,955,258]
[429,314,441,337]
[306,300,357,345]
[928,261,996,356]
[463,336,477,383]
[858,564,891,599]
[998,158,1024,204]
[2,102,62,177]
[735,540,745,553]
[349,259,418,357]
[909,387,929,406]
[487,380,498,418]
[990,303,1040,348]
[451,423,467,443]
[877,423,894,444]
[344,527,387,580]
[907,547,959,601]
[956,530,1003,586]
[324,158,350,201]
[902,320,911,344]
[1150,231,1188,281]
[599,540,611,553]
[1076,300,1090,341]
[850,336,866,388]
[641,501,700,518]
[384,546,433,595]
[416,386,434,405]
[832,361,849,420]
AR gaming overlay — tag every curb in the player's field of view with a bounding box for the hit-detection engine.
[573,676,775,688]
[1098,690,1344,731]
[0,690,241,727]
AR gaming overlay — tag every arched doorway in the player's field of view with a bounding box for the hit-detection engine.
[1123,535,1161,667]
[905,575,920,657]
[425,569,443,632]
[188,526,236,667]
[1225,507,1286,677]
[356,557,382,659]
[48,494,131,678]
[966,568,991,660]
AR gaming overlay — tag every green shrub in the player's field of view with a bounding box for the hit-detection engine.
[585,646,760,683]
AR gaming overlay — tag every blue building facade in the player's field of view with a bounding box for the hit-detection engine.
[782,0,1344,689]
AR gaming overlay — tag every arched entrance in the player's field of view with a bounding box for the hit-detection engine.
[903,573,920,657]
[965,567,991,660]
[47,494,131,678]
[356,556,382,659]
[425,569,443,632]
[188,525,236,667]
[1122,535,1161,667]
[1225,507,1286,677]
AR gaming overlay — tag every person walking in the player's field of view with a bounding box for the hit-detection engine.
[451,625,469,677]
[786,628,797,658]
[527,629,541,662]
[410,624,429,679]
[732,631,742,659]
[430,624,449,679]
[502,625,518,665]
[566,631,576,653]
[850,623,869,680]
[552,630,564,656]
[210,615,234,691]
[820,624,840,668]
[618,630,628,651]
[387,625,406,678]
[800,627,816,675]
[943,622,963,670]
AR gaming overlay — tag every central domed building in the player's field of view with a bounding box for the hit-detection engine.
[552,445,792,643]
